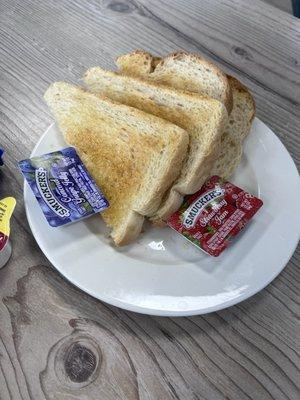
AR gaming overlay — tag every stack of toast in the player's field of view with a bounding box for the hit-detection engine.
[44,51,255,246]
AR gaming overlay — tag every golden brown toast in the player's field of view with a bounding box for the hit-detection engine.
[84,68,227,220]
[116,50,255,179]
[44,82,189,244]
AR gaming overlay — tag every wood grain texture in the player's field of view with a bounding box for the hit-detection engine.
[263,0,293,14]
[0,0,299,399]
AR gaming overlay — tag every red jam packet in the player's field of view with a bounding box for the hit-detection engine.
[167,176,263,257]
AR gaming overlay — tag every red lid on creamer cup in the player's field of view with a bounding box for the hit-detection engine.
[167,176,263,257]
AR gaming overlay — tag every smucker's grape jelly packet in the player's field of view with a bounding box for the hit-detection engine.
[19,147,109,227]
[0,148,4,166]
[167,176,263,257]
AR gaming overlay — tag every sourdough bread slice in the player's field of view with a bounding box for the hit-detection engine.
[116,51,255,179]
[84,68,228,220]
[44,82,188,244]
[116,50,233,113]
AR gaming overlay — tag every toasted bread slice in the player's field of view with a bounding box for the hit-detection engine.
[225,76,255,143]
[44,82,188,244]
[84,68,227,220]
[116,50,233,113]
[211,76,255,178]
[116,51,255,178]
[116,49,160,76]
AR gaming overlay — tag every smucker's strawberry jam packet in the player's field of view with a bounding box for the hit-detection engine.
[19,147,109,227]
[167,176,263,257]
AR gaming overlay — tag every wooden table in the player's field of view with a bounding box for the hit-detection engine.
[0,1,299,399]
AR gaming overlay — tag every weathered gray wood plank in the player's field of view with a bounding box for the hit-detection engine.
[263,0,293,14]
[0,0,299,399]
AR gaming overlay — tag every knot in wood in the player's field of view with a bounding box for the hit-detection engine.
[64,342,97,383]
[232,46,252,61]
[107,1,131,13]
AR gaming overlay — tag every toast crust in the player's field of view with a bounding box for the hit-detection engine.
[210,76,255,178]
[157,52,233,113]
[116,51,255,180]
[227,75,256,132]
[117,50,233,113]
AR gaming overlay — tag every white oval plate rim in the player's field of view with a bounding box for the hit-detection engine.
[24,119,300,316]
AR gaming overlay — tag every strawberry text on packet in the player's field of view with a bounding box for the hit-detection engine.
[167,176,263,257]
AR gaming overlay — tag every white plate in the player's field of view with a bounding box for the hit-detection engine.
[24,119,300,316]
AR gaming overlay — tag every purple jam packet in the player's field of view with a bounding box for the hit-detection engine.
[0,148,4,166]
[19,147,109,227]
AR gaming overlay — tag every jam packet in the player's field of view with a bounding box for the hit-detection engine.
[0,197,16,268]
[167,176,263,256]
[19,147,109,227]
[0,148,4,166]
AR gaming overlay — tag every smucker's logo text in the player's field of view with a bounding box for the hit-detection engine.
[183,187,225,228]
[35,168,70,217]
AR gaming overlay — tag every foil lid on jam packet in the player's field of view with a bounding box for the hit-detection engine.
[19,147,109,227]
[167,176,263,257]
